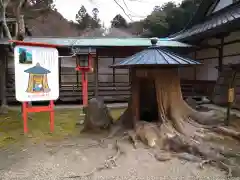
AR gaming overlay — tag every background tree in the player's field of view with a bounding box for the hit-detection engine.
[75,5,92,30]
[0,0,53,114]
[111,14,128,28]
[142,9,168,37]
[91,7,101,28]
[75,5,101,30]
[129,0,201,37]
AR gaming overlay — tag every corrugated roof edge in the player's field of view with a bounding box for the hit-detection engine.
[1,37,193,47]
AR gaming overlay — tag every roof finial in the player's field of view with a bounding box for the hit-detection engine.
[150,37,158,46]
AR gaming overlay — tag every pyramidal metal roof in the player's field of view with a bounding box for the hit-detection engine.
[110,38,201,69]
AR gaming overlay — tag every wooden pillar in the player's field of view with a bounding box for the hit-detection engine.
[0,49,7,105]
[76,57,79,88]
[94,51,99,98]
[5,49,8,90]
[218,37,224,73]
[112,56,115,86]
[59,57,62,88]
[194,50,197,80]
[226,70,237,126]
[131,69,139,128]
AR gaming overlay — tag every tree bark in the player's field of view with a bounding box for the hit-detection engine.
[113,68,240,177]
[0,0,12,40]
[15,0,25,39]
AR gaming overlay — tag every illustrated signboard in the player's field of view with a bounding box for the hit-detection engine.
[14,46,59,102]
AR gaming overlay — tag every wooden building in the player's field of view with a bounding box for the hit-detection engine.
[2,36,207,103]
[170,0,240,106]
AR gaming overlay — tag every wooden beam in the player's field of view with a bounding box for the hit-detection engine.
[112,56,115,86]
[131,69,139,128]
[194,50,197,80]
[0,51,7,105]
[94,51,99,98]
[218,37,224,73]
[76,57,79,88]
[59,57,62,88]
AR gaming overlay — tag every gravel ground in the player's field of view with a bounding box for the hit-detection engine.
[0,136,229,180]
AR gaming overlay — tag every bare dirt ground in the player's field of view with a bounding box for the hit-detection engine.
[0,133,230,180]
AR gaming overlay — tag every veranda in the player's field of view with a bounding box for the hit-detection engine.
[0,37,215,104]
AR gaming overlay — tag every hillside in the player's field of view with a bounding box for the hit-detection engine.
[25,10,80,37]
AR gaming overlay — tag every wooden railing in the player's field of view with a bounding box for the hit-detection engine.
[6,77,216,103]
[181,80,216,98]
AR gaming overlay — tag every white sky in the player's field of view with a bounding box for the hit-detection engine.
[54,0,183,27]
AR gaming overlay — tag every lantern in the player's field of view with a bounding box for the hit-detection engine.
[74,53,94,72]
[72,47,95,72]
[77,54,89,67]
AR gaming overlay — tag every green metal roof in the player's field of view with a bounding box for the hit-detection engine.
[1,37,192,47]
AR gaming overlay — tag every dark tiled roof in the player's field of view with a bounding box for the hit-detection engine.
[171,3,240,40]
[185,0,217,29]
[110,40,200,68]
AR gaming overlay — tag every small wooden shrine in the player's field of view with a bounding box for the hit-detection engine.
[24,63,51,93]
[110,38,201,128]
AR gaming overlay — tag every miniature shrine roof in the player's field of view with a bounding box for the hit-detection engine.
[24,63,51,74]
[110,38,201,69]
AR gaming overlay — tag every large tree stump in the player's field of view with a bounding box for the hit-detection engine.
[82,98,113,132]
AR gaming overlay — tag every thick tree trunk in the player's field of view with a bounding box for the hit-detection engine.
[115,68,240,177]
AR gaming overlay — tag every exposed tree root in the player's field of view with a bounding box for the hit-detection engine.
[211,126,240,141]
[81,68,240,178]
[65,138,125,179]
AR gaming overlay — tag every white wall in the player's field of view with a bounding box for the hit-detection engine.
[181,31,240,81]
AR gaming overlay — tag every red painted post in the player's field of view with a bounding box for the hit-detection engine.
[49,100,55,132]
[82,72,88,106]
[22,102,28,133]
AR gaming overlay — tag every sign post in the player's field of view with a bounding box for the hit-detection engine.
[72,47,95,120]
[11,40,59,134]
[225,71,237,126]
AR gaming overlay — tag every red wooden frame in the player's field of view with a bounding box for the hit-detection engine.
[9,40,61,48]
[9,40,59,134]
[22,101,55,133]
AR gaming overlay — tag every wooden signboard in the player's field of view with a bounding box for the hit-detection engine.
[14,45,59,101]
[13,44,59,134]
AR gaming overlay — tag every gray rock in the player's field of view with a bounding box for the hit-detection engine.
[83,98,113,131]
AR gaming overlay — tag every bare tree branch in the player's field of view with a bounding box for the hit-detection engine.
[122,0,146,18]
[0,0,12,39]
[113,0,133,21]
[16,0,26,37]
